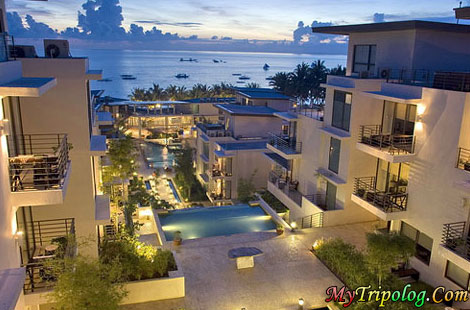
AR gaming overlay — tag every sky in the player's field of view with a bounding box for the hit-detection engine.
[5,0,467,41]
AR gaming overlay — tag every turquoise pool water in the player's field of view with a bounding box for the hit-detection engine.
[159,204,277,241]
[143,142,175,168]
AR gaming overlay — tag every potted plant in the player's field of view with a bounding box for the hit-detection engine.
[276,225,284,235]
[173,231,182,246]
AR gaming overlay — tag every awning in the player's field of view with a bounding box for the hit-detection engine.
[214,149,234,158]
[264,152,290,170]
[90,135,107,155]
[95,194,111,224]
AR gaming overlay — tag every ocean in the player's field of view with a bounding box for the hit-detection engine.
[72,49,346,99]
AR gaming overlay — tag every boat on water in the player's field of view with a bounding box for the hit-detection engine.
[263,63,270,70]
[180,58,198,62]
[176,73,189,78]
[236,81,245,84]
[232,73,242,76]
[97,78,112,82]
[266,76,274,81]
[238,75,251,80]
[121,74,136,80]
[213,59,220,63]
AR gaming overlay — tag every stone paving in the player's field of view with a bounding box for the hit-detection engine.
[122,221,379,310]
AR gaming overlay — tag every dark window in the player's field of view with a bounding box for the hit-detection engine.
[325,182,337,210]
[445,261,470,289]
[353,45,376,74]
[328,137,341,174]
[202,142,209,159]
[332,91,352,132]
[400,222,433,265]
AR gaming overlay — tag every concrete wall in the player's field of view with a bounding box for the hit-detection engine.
[19,58,99,256]
[231,115,282,138]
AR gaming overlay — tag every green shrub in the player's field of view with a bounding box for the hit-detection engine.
[260,191,288,213]
[99,234,176,281]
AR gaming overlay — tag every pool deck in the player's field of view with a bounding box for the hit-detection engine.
[122,221,379,310]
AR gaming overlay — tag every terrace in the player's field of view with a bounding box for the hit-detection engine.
[267,133,302,159]
[457,147,470,172]
[352,176,408,220]
[441,222,470,263]
[196,122,232,138]
[8,134,71,206]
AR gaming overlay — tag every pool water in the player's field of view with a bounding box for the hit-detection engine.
[159,204,277,241]
[143,142,176,168]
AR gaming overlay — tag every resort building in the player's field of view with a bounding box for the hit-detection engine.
[0,1,107,308]
[195,88,293,204]
[276,20,470,307]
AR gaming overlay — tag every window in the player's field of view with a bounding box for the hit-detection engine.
[325,182,337,210]
[353,44,376,74]
[328,138,341,174]
[400,222,433,265]
[445,261,470,289]
[332,91,352,131]
[202,142,209,159]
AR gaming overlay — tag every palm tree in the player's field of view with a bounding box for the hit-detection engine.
[246,82,260,88]
[309,60,328,105]
[165,85,179,100]
[269,72,291,95]
[329,64,347,76]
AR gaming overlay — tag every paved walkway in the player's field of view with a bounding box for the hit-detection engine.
[122,221,378,310]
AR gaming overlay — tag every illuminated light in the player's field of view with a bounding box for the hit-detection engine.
[290,221,297,229]
[298,298,304,306]
[417,104,426,115]
[415,121,423,131]
[312,239,323,251]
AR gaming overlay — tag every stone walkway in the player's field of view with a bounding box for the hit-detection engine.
[122,221,378,310]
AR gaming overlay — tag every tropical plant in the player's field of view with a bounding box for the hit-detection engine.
[130,83,236,101]
[174,143,195,199]
[245,82,260,88]
[49,256,127,310]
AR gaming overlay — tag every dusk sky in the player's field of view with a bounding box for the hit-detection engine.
[5,0,466,40]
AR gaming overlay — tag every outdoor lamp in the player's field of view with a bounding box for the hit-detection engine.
[298,298,304,310]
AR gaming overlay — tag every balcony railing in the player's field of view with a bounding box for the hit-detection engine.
[442,222,470,262]
[359,68,470,92]
[269,171,303,206]
[0,32,9,62]
[358,125,415,155]
[295,105,324,121]
[353,176,408,213]
[8,134,70,192]
[457,147,470,172]
[196,123,231,137]
[305,194,328,211]
[211,167,232,177]
[268,133,302,155]
[22,218,75,294]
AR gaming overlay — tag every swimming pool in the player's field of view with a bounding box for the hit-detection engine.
[158,204,277,241]
[143,142,175,168]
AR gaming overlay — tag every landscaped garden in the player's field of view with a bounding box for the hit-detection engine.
[314,233,438,310]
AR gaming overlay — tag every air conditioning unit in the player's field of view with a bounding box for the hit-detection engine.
[9,45,37,58]
[44,39,70,58]
[380,68,391,79]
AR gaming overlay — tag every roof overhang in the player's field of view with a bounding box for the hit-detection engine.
[0,77,56,97]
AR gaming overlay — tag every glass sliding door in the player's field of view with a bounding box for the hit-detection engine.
[382,101,417,136]
[325,182,337,210]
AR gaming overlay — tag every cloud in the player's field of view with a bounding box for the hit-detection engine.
[373,13,385,23]
[134,20,203,28]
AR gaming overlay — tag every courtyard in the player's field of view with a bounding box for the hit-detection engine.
[123,221,378,310]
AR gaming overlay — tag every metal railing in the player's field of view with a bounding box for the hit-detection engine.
[0,32,10,62]
[358,125,415,155]
[457,147,470,172]
[441,222,470,262]
[268,171,303,206]
[355,68,470,92]
[268,133,302,155]
[8,134,70,192]
[295,105,324,121]
[353,176,408,213]
[196,123,231,137]
[299,212,324,229]
[23,218,75,294]
[304,194,328,211]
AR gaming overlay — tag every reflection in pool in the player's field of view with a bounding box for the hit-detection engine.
[158,204,277,240]
[143,142,176,168]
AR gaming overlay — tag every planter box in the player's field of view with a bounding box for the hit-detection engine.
[121,269,184,304]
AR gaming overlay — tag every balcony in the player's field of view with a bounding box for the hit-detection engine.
[357,125,415,163]
[441,222,470,265]
[267,133,302,159]
[295,105,324,121]
[457,147,470,172]
[8,134,71,207]
[211,164,232,178]
[22,218,75,294]
[0,32,9,62]
[196,123,231,138]
[352,176,407,220]
[268,171,303,207]
[304,194,328,211]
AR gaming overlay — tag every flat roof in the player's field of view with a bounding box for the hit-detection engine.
[237,89,291,100]
[274,111,298,121]
[182,97,236,104]
[215,104,279,116]
[217,140,267,151]
[0,77,56,97]
[233,87,277,92]
[313,20,470,35]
